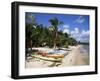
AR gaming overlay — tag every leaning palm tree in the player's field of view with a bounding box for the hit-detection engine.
[49,17,63,48]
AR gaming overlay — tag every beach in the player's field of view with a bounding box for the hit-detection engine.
[25,45,89,68]
[59,45,89,67]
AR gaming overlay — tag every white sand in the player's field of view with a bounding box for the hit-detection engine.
[59,45,89,67]
[25,58,53,68]
[25,45,89,68]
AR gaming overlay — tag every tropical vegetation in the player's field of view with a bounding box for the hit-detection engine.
[26,13,77,51]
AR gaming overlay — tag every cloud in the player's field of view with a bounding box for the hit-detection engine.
[63,24,70,29]
[82,30,89,36]
[74,16,85,24]
[71,27,79,34]
[63,24,70,34]
[62,24,89,43]
[63,29,70,34]
[70,28,89,42]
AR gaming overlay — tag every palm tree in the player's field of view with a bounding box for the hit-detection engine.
[49,17,63,48]
[25,13,37,57]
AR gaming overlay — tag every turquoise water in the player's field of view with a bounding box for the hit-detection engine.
[48,50,67,54]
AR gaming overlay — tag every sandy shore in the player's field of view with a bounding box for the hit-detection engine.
[25,45,89,68]
[59,45,89,67]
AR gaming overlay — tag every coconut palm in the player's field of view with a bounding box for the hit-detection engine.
[26,13,37,57]
[49,17,63,48]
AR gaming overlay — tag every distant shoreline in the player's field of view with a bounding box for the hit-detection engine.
[78,43,89,45]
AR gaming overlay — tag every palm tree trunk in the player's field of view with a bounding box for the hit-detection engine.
[53,30,58,49]
[53,40,56,48]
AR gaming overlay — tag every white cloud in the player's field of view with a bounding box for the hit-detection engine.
[82,30,89,36]
[63,24,70,29]
[70,27,79,34]
[70,28,89,42]
[75,27,79,33]
[63,29,70,34]
[62,25,89,43]
[74,16,85,24]
[63,24,70,34]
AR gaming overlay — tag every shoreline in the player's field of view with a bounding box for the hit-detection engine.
[59,45,89,67]
[25,45,89,68]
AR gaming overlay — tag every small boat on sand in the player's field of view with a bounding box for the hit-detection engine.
[32,48,68,58]
[38,50,66,58]
[46,54,64,58]
[31,54,62,62]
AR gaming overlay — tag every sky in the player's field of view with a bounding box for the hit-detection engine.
[26,12,90,43]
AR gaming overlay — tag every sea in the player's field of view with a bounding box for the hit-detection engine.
[79,44,89,55]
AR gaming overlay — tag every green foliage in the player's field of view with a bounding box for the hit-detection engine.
[26,15,77,49]
[68,37,77,46]
[49,17,63,48]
